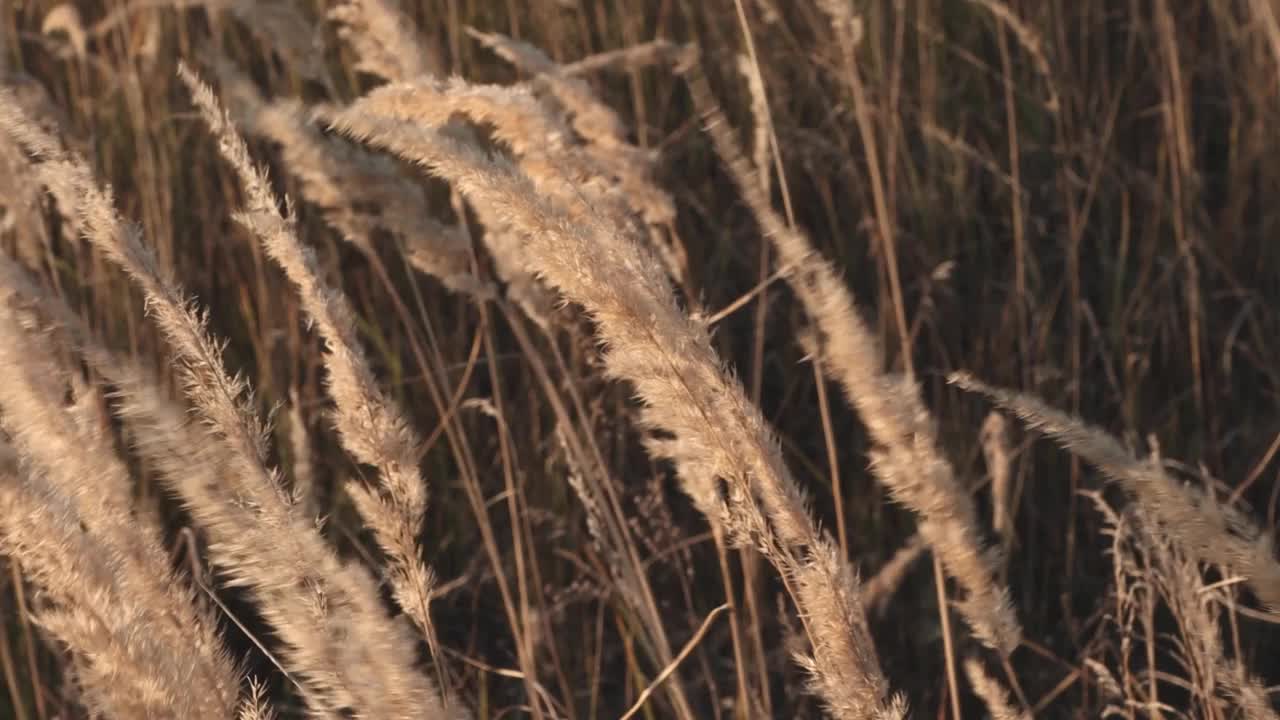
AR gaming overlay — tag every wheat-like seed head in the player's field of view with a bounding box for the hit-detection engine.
[679,49,1021,657]
[326,86,905,720]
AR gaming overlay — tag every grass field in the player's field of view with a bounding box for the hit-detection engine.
[2,1,1280,717]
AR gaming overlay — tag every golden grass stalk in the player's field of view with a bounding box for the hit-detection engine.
[211,63,482,296]
[678,50,1021,656]
[326,90,905,720]
[179,62,459,707]
[323,78,581,194]
[951,371,1280,612]
[561,40,685,76]
[303,67,696,712]
[862,533,926,617]
[217,49,676,713]
[310,76,610,329]
[736,53,773,199]
[465,28,686,281]
[238,679,277,720]
[329,0,440,81]
[314,77,582,329]
[0,253,233,517]
[1099,493,1278,720]
[286,393,319,518]
[464,28,635,157]
[323,76,698,714]
[0,469,209,718]
[963,658,1029,720]
[323,73,666,239]
[0,294,241,719]
[1,87,454,720]
[980,411,1015,563]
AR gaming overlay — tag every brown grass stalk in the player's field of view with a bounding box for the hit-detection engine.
[678,49,1021,656]
[963,658,1030,720]
[180,61,472,709]
[326,91,905,720]
[330,0,441,82]
[209,60,484,297]
[0,299,240,719]
[951,372,1280,612]
[1,88,455,720]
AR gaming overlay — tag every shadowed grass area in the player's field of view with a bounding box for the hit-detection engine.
[1,1,1279,718]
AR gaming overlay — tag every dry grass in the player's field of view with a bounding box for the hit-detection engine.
[2,1,1280,718]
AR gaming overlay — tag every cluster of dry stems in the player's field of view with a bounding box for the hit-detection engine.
[1,1,1278,718]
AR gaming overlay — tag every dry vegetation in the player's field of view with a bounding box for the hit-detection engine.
[1,0,1279,718]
